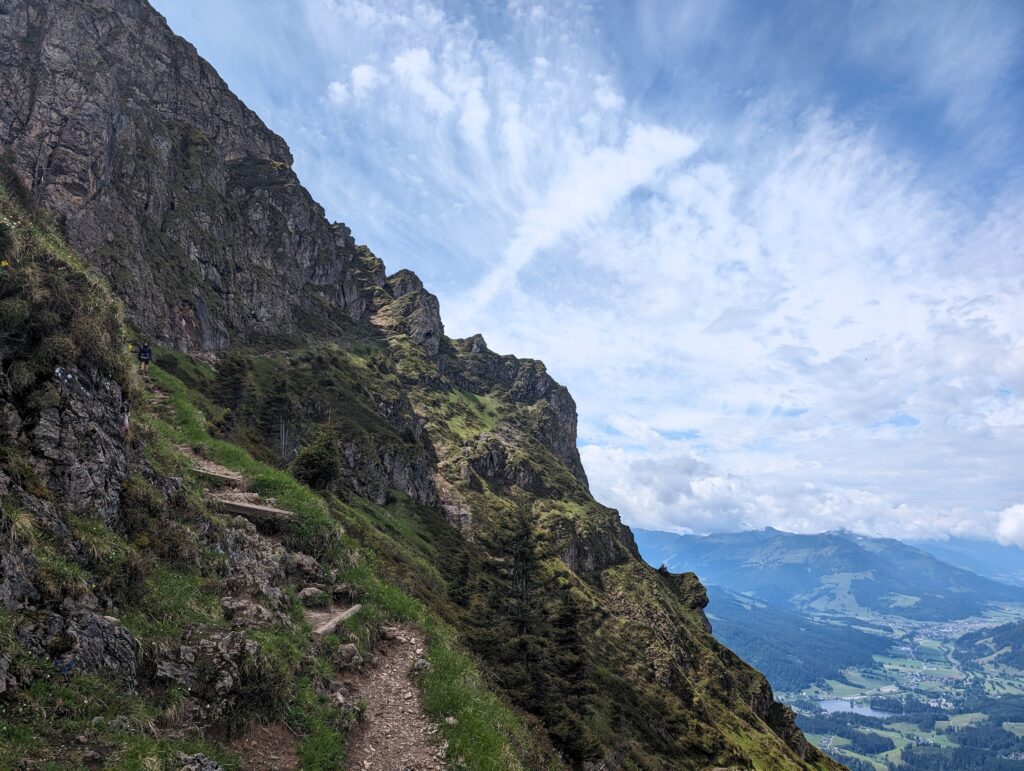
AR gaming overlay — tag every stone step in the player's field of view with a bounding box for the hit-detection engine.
[312,604,363,637]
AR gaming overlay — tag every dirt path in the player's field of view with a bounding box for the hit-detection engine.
[229,723,301,770]
[340,624,446,770]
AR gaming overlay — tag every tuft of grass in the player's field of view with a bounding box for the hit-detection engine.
[120,565,223,642]
[0,500,38,546]
[289,675,350,770]
[33,541,90,603]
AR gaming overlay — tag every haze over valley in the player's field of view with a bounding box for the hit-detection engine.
[638,527,1024,768]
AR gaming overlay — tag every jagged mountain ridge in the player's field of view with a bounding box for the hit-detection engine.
[0,0,836,767]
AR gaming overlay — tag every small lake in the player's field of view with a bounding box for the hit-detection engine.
[818,698,893,718]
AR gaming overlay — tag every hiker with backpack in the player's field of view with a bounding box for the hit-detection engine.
[137,342,152,375]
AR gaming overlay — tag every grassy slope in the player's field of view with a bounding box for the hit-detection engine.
[164,337,835,769]
[0,182,550,770]
[149,364,555,770]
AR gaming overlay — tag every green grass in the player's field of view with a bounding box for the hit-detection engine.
[832,747,886,771]
[822,679,864,697]
[147,362,551,770]
[0,662,239,769]
[442,388,502,440]
[150,365,343,561]
[1004,721,1024,737]
[120,564,223,641]
[948,711,987,728]
[843,669,895,690]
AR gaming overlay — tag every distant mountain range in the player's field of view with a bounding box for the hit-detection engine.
[635,527,1024,621]
[908,537,1024,587]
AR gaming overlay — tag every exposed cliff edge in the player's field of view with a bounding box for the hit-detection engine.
[0,0,384,350]
[0,1,839,769]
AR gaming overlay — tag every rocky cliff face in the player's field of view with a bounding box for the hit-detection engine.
[444,334,590,488]
[0,2,837,769]
[0,0,592,490]
[0,360,138,685]
[0,0,385,350]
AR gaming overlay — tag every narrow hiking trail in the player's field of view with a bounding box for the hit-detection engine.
[229,723,302,770]
[339,624,447,771]
[159,402,444,769]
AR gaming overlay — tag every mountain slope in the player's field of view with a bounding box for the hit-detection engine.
[0,172,558,769]
[909,538,1024,587]
[636,528,1024,621]
[704,586,891,691]
[0,0,834,768]
[956,620,1024,670]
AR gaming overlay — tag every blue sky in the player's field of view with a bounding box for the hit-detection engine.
[152,0,1024,543]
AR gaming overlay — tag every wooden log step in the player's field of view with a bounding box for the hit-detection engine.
[209,496,294,528]
[313,604,362,637]
[189,466,243,486]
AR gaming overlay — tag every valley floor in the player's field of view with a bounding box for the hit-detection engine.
[779,605,1024,770]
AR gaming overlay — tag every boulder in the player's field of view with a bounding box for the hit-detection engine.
[333,643,363,670]
[220,596,280,627]
[154,631,265,724]
[16,608,138,687]
[222,520,286,603]
[285,551,324,581]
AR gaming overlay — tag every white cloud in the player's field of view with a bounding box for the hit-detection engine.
[593,75,624,110]
[451,124,698,323]
[326,79,350,104]
[998,505,1024,548]
[392,47,454,113]
[351,63,385,97]
[155,0,1024,545]
[461,106,1024,541]
[458,86,490,150]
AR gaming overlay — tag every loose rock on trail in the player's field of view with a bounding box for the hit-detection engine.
[338,624,445,771]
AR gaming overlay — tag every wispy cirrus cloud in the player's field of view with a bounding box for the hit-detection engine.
[848,0,1023,131]
[152,0,1024,543]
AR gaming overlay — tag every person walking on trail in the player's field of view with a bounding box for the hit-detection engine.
[138,342,152,375]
